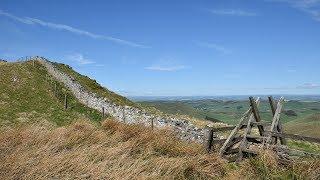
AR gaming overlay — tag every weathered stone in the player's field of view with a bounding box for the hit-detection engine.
[36,57,207,143]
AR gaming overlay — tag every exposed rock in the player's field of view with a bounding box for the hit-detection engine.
[236,105,243,110]
[283,109,297,116]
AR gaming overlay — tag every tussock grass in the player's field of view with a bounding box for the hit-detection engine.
[0,120,226,179]
[1,120,319,179]
[227,150,320,180]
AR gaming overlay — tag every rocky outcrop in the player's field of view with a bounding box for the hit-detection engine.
[283,110,297,117]
[35,57,210,143]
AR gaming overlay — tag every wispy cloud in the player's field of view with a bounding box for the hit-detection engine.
[66,53,95,65]
[297,83,320,89]
[209,9,257,16]
[196,42,231,54]
[145,58,187,72]
[267,0,320,21]
[0,10,149,48]
[145,65,186,71]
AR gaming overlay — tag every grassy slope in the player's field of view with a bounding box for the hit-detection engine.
[53,62,136,107]
[284,113,320,138]
[1,119,319,180]
[0,61,103,126]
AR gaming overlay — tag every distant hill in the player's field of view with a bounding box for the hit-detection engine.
[138,99,320,138]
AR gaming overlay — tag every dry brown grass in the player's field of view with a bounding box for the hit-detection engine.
[1,119,319,180]
[0,119,226,179]
[227,150,320,180]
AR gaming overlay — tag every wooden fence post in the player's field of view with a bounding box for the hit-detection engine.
[151,117,154,130]
[122,109,125,123]
[64,94,68,110]
[54,83,57,96]
[206,128,214,153]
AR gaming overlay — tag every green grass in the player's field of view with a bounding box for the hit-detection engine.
[284,113,320,138]
[0,60,104,127]
[139,101,208,119]
[287,140,320,154]
[53,62,136,107]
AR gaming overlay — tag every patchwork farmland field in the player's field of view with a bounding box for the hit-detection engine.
[137,98,320,138]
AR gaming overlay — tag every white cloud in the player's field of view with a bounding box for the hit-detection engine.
[196,42,231,54]
[145,65,186,71]
[66,53,95,65]
[297,83,320,89]
[267,0,320,21]
[145,58,188,72]
[0,10,149,48]
[209,9,257,16]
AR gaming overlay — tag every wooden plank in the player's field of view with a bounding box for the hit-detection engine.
[268,96,278,144]
[237,102,259,162]
[277,122,286,144]
[251,121,270,126]
[266,132,320,144]
[249,97,264,136]
[213,136,242,145]
[266,97,284,144]
[268,96,277,115]
[242,148,258,155]
[268,96,286,145]
[224,148,240,155]
[219,108,251,156]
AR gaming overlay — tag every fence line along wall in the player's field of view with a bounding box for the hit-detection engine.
[34,57,209,143]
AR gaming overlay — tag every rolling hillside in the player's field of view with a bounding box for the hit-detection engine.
[284,113,320,138]
[138,99,320,138]
[0,60,106,126]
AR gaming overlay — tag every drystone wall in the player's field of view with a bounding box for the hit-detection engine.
[36,57,211,143]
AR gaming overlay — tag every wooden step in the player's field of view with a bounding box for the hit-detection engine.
[246,135,266,143]
[242,148,258,155]
[251,121,271,126]
[224,148,240,155]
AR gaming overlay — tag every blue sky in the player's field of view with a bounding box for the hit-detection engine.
[1,0,320,96]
